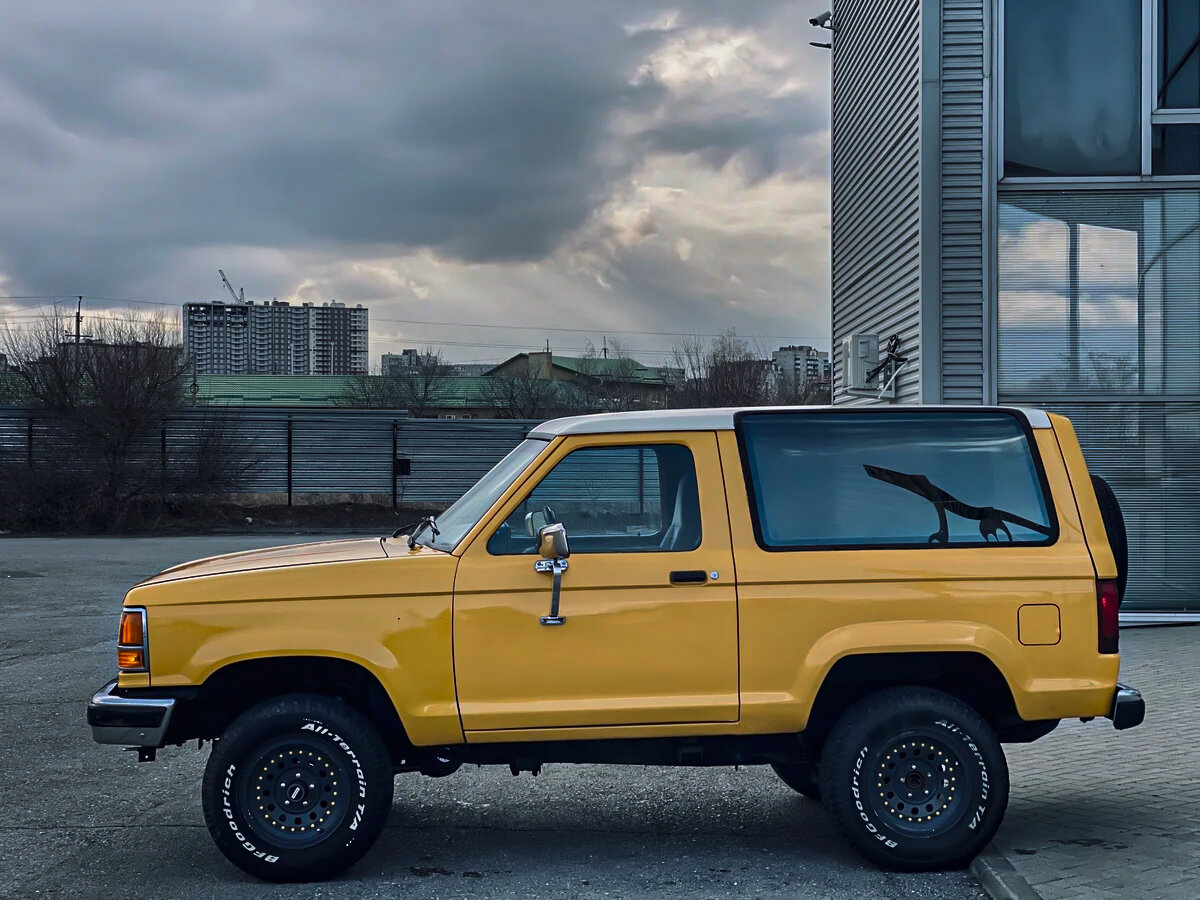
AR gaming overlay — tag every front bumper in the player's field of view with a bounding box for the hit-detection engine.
[87,679,176,747]
[1109,682,1145,730]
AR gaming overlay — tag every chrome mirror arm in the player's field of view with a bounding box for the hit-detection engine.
[534,557,569,625]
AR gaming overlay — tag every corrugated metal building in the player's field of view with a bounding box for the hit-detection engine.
[828,0,1200,616]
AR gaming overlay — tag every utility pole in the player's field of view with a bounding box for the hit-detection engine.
[75,297,82,345]
[602,337,608,359]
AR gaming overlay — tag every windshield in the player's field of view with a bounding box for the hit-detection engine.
[418,438,549,552]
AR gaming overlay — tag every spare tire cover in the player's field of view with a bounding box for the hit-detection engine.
[1090,474,1128,604]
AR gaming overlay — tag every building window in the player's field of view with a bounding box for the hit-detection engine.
[1003,0,1142,177]
[1158,0,1200,109]
[998,190,1200,397]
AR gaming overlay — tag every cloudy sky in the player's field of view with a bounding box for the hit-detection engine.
[0,1,831,366]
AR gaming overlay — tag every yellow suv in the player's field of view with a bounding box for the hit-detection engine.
[87,406,1143,881]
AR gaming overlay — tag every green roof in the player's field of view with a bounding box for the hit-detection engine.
[191,375,360,406]
[190,374,502,408]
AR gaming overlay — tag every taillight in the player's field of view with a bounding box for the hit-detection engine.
[118,608,149,672]
[1097,579,1119,654]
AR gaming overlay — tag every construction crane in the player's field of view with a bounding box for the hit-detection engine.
[218,269,244,304]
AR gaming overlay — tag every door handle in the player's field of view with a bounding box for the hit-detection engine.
[669,570,708,585]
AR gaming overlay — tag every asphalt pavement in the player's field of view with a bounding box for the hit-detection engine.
[0,535,983,899]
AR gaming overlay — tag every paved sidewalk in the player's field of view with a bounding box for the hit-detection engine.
[993,625,1200,899]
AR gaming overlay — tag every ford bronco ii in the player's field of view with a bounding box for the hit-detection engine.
[87,406,1143,881]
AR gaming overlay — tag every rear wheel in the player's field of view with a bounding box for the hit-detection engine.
[818,687,1008,871]
[202,693,394,882]
[771,762,821,800]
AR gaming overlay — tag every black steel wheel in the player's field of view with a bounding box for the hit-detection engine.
[202,693,394,882]
[818,687,1008,871]
[771,761,821,800]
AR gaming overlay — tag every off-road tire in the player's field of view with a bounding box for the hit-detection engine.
[771,762,821,800]
[818,687,1008,871]
[201,693,394,882]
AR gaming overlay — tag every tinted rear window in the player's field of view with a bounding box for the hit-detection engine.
[738,411,1055,549]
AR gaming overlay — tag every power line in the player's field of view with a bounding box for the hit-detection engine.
[1,293,829,342]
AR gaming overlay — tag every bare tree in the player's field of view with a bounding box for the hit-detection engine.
[480,357,561,419]
[4,311,190,501]
[670,330,772,408]
[570,338,653,413]
[771,369,831,405]
[1,308,256,528]
[342,347,452,416]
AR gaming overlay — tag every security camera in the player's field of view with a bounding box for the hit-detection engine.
[809,10,832,28]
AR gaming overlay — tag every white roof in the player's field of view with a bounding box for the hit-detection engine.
[529,405,1052,437]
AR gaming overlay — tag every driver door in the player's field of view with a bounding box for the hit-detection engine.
[452,431,739,736]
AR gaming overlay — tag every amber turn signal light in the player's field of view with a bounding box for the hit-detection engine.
[118,608,148,672]
[117,646,146,669]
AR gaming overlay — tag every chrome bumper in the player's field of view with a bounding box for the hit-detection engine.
[87,679,175,746]
[1109,682,1145,731]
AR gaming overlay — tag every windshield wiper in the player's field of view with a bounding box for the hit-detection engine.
[405,515,440,550]
[863,465,1052,544]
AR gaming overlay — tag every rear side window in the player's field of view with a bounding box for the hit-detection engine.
[738,411,1056,550]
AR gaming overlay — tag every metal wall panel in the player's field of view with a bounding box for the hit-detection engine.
[831,0,923,403]
[939,0,989,402]
[0,407,539,508]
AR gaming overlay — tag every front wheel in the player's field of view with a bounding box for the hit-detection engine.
[201,693,394,882]
[818,687,1008,871]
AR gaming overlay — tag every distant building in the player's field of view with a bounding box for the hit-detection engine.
[381,349,437,376]
[772,345,830,383]
[183,300,368,375]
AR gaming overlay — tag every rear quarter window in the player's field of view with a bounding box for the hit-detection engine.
[737,411,1057,550]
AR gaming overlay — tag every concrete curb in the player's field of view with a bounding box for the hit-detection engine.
[970,846,1042,900]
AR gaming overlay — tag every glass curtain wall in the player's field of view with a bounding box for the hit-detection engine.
[997,191,1200,611]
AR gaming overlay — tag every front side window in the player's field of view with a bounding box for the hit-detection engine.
[487,444,700,554]
[739,412,1055,549]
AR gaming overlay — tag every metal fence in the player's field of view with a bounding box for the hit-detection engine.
[0,407,538,507]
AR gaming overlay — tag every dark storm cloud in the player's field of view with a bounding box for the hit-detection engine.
[0,1,824,308]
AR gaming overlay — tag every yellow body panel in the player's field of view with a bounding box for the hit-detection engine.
[715,427,1116,733]
[125,542,464,746]
[453,431,739,734]
[117,409,1122,749]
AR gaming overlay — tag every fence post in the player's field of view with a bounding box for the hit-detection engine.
[26,416,33,469]
[286,417,293,507]
[391,422,398,509]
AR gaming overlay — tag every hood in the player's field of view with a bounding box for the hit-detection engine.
[139,537,390,585]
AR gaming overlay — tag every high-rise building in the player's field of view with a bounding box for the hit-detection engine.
[182,300,368,375]
[772,345,830,383]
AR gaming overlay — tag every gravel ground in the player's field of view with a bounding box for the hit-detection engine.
[0,534,984,899]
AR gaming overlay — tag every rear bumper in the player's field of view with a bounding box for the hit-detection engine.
[87,679,175,747]
[1109,682,1145,730]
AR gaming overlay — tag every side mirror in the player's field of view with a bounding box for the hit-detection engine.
[537,522,570,559]
[524,505,557,537]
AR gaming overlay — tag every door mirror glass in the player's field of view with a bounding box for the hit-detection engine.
[524,505,557,537]
[537,522,570,559]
